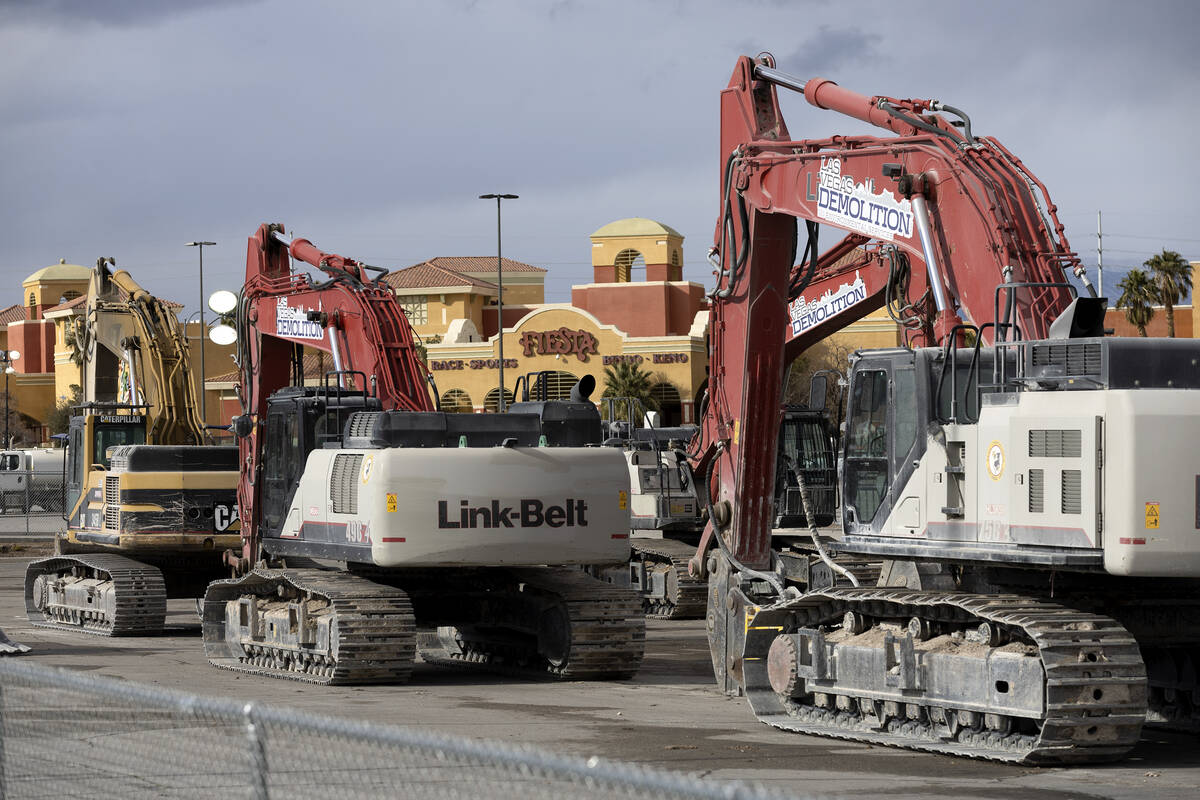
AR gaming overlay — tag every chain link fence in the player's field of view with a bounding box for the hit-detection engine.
[0,469,64,540]
[0,660,811,800]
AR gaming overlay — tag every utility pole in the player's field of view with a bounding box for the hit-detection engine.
[478,194,518,412]
[1096,211,1104,300]
[186,241,216,426]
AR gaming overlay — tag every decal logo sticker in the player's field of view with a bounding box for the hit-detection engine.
[815,157,914,241]
[1145,501,1160,529]
[386,493,398,513]
[214,504,239,532]
[275,297,325,341]
[360,454,375,485]
[618,490,628,511]
[789,271,868,337]
[986,441,1005,481]
[345,519,371,544]
[437,499,588,529]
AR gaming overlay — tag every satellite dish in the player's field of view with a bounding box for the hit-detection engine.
[208,289,238,315]
[209,323,237,346]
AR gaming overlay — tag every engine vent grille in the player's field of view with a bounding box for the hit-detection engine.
[1061,470,1082,514]
[1030,342,1103,376]
[329,453,364,515]
[104,476,120,530]
[1029,429,1082,458]
[345,413,382,440]
[1028,469,1044,513]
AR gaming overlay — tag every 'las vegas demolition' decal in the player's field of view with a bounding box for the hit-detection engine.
[789,271,868,337]
[814,157,913,241]
[275,297,325,340]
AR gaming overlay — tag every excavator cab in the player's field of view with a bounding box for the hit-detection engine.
[260,386,382,538]
[774,406,837,529]
[840,344,993,534]
[64,406,148,525]
[841,351,922,532]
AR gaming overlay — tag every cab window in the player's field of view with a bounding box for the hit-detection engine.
[93,424,147,468]
[846,370,888,458]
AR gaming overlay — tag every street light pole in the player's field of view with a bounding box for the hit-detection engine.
[0,350,20,447]
[185,241,216,426]
[478,194,518,412]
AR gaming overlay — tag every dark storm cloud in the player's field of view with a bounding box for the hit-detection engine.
[768,26,884,78]
[0,0,259,28]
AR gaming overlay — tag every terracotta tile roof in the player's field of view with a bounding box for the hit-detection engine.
[0,304,25,324]
[384,262,498,291]
[43,295,86,313]
[427,256,545,275]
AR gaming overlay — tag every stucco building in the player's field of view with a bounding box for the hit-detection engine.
[417,218,709,424]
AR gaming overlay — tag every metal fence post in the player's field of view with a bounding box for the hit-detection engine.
[244,702,269,800]
[0,683,7,800]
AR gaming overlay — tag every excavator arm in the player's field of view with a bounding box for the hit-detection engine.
[229,223,433,571]
[693,54,1089,575]
[80,257,207,446]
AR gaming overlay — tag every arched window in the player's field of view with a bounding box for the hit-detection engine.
[440,388,473,413]
[484,387,516,413]
[28,292,36,308]
[531,370,579,401]
[613,249,645,283]
[60,290,82,303]
[649,381,683,426]
[671,249,680,267]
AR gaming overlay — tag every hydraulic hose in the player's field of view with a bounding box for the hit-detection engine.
[929,101,976,144]
[787,454,858,588]
[715,150,750,299]
[703,445,790,598]
[879,101,965,146]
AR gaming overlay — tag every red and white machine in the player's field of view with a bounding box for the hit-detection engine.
[694,54,1200,763]
[201,224,644,685]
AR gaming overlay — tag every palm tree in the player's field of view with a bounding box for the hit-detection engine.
[1145,249,1193,338]
[601,360,660,421]
[1116,269,1155,337]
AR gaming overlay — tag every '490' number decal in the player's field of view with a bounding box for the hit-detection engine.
[345,519,371,545]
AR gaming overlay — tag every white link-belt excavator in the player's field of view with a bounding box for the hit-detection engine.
[691,54,1200,764]
[198,224,644,684]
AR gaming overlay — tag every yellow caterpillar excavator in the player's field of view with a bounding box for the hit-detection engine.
[24,258,240,636]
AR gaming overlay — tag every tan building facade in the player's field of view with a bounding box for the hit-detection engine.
[427,304,708,423]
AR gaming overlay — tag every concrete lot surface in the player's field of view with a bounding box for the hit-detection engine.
[1,556,1197,799]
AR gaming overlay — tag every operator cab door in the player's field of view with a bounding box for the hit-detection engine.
[66,416,86,523]
[261,407,304,538]
[842,354,921,533]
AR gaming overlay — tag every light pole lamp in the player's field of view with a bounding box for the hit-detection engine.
[478,194,518,412]
[185,241,216,425]
[0,350,20,447]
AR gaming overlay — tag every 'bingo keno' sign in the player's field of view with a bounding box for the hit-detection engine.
[788,271,868,337]
[815,157,913,242]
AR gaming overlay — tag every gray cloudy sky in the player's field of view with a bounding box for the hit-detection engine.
[2,0,1198,317]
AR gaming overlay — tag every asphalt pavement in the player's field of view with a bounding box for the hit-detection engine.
[0,556,1196,799]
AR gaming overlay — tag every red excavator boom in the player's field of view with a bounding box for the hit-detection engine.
[692,54,1088,572]
[228,223,433,571]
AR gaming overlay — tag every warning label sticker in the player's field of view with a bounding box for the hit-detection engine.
[1145,501,1160,529]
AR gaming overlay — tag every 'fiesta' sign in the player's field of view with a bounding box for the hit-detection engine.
[789,271,868,337]
[275,298,324,341]
[519,328,599,362]
[815,157,913,241]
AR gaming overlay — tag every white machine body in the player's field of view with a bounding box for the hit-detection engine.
[278,445,632,568]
